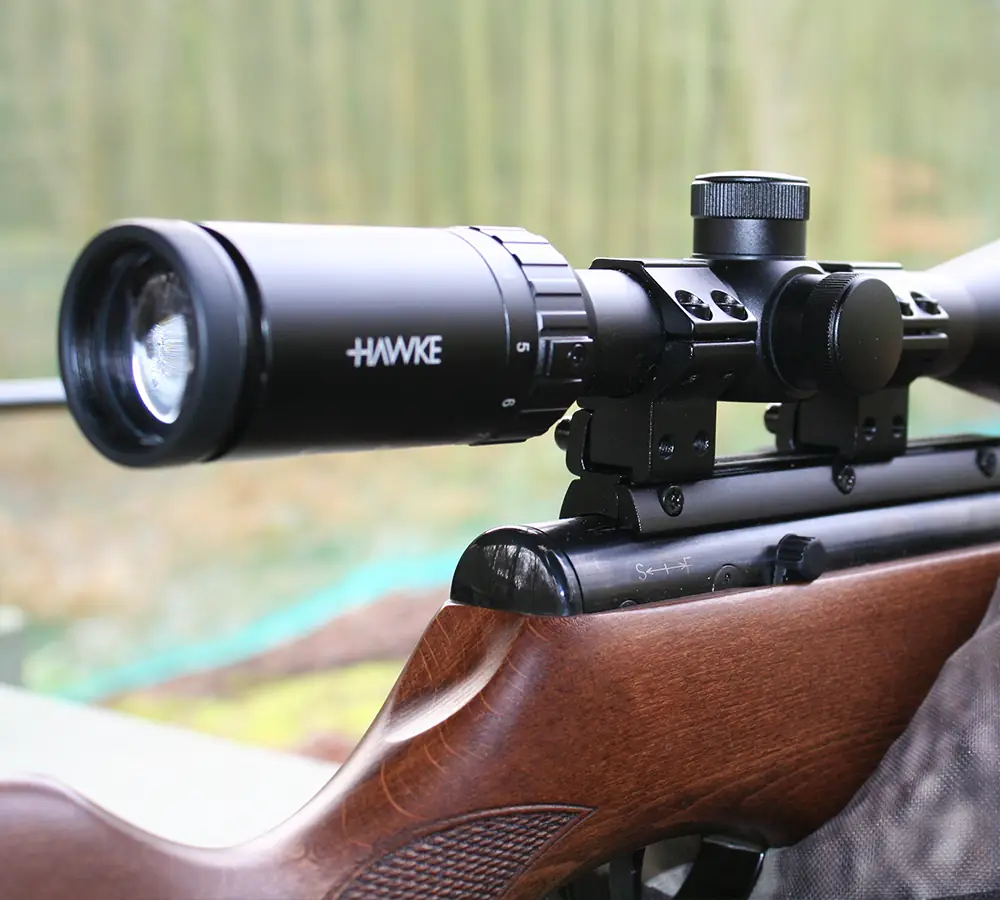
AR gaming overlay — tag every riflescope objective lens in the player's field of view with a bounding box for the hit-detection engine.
[129,270,195,424]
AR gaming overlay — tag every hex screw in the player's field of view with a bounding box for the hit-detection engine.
[977,448,998,478]
[833,463,856,495]
[659,485,685,517]
[912,292,942,315]
[675,290,713,321]
[711,290,749,320]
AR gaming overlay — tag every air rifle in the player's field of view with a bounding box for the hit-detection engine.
[6,172,1000,899]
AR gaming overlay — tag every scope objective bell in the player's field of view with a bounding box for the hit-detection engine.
[58,219,661,466]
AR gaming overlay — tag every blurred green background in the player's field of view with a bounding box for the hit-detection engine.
[2,0,1000,761]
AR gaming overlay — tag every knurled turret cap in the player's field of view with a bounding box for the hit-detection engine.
[801,272,903,394]
[691,172,810,221]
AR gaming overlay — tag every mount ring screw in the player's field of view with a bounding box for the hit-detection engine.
[977,448,998,478]
[833,463,856,495]
[713,565,744,591]
[659,485,685,517]
[553,419,572,451]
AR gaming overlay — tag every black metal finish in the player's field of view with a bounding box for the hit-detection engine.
[60,221,600,465]
[672,837,765,900]
[561,439,1000,536]
[553,836,763,900]
[770,272,904,395]
[55,169,1000,488]
[453,487,1000,616]
[691,172,809,260]
[608,850,646,900]
[764,388,911,461]
[59,219,253,466]
[932,239,1000,401]
[574,257,758,485]
[0,378,66,411]
[691,173,810,220]
[773,534,827,584]
[549,872,610,899]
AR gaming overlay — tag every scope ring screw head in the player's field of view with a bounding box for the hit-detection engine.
[659,485,685,517]
[713,564,745,591]
[977,448,998,478]
[833,463,856,495]
[763,404,783,435]
[898,298,914,317]
[657,435,675,460]
[675,290,713,320]
[692,430,711,456]
[567,343,586,367]
[553,418,572,451]
[891,415,906,440]
[711,290,749,320]
[911,292,942,316]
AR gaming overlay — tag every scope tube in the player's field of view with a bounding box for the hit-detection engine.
[927,239,1000,402]
[59,219,661,467]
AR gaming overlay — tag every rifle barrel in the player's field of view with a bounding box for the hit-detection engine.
[0,378,66,412]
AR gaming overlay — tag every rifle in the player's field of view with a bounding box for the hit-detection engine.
[5,171,1000,899]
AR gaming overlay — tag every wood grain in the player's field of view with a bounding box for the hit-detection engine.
[2,544,999,899]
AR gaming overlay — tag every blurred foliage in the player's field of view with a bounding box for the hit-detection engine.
[112,659,403,754]
[3,0,1000,752]
[4,0,1000,379]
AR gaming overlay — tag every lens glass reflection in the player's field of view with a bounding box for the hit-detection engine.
[130,271,195,424]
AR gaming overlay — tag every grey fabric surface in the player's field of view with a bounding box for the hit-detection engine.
[744,578,1000,900]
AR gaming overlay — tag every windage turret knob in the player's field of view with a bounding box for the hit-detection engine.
[691,171,810,260]
[769,271,904,396]
[801,272,904,395]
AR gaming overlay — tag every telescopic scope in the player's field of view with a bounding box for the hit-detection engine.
[57,172,1000,469]
[58,220,660,466]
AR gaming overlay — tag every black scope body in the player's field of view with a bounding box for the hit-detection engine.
[58,172,1000,468]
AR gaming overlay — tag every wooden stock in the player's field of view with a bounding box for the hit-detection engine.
[3,544,1000,899]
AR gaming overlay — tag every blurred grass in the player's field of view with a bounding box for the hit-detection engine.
[1,412,567,693]
[0,239,71,378]
[112,659,404,754]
